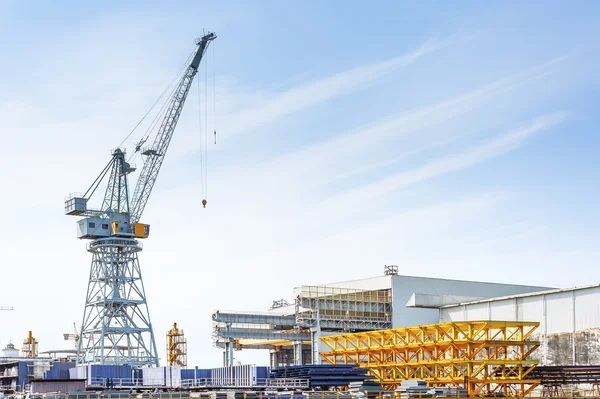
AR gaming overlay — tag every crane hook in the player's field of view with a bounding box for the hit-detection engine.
[202,199,207,208]
[214,130,217,144]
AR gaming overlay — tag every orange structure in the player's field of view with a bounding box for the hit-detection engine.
[320,321,540,397]
[21,331,38,358]
[166,323,187,367]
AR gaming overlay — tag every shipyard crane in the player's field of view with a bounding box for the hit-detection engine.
[65,32,216,367]
[63,323,80,349]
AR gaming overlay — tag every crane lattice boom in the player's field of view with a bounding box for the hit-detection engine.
[130,32,216,223]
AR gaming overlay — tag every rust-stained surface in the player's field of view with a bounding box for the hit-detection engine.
[533,328,600,366]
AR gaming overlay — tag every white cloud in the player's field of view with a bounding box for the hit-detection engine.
[222,38,443,137]
[258,55,569,182]
[326,112,567,207]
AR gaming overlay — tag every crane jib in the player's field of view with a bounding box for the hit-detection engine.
[129,32,216,223]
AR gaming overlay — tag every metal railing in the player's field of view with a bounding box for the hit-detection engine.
[87,239,142,251]
[9,388,600,399]
[83,377,309,389]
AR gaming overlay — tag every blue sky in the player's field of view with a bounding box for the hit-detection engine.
[0,1,599,367]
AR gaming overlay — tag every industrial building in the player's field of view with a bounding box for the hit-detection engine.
[437,284,600,366]
[0,354,73,393]
[212,266,553,368]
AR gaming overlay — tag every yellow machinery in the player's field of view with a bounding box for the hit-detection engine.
[21,331,38,358]
[111,221,150,239]
[132,222,150,239]
[166,323,187,367]
[320,320,540,397]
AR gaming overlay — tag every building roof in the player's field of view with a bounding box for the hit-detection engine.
[441,283,600,308]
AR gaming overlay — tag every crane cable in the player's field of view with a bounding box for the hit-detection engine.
[205,42,209,203]
[197,70,205,207]
[117,49,195,159]
[126,53,194,170]
[213,42,217,145]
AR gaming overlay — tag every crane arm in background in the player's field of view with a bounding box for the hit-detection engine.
[130,32,216,223]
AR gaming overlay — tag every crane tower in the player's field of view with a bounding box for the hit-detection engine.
[65,33,216,366]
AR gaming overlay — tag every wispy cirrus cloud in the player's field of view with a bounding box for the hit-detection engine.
[263,54,570,180]
[324,112,567,207]
[223,38,445,136]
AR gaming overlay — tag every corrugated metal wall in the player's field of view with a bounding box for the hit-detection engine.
[69,364,134,386]
[44,362,75,380]
[210,365,270,387]
[142,366,181,387]
[30,379,85,393]
[439,285,600,366]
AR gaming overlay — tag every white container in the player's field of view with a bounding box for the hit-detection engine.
[210,365,258,387]
[142,366,181,388]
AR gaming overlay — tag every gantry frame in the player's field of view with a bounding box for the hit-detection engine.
[320,320,540,397]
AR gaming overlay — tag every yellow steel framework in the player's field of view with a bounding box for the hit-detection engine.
[320,321,540,397]
[21,331,38,358]
[166,322,187,367]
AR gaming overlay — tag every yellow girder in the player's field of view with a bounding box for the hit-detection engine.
[319,320,540,398]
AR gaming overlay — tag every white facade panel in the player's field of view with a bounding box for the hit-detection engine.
[439,284,600,366]
[545,291,573,334]
[517,296,543,325]
[574,288,600,331]
[465,302,489,320]
[490,299,517,321]
[440,307,465,322]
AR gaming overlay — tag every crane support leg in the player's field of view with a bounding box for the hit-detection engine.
[78,237,159,366]
[223,341,234,367]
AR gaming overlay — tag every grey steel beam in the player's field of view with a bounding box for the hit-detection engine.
[214,342,276,350]
[212,312,297,325]
[216,328,310,341]
[298,318,392,330]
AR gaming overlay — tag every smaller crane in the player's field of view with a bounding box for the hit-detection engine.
[63,323,80,349]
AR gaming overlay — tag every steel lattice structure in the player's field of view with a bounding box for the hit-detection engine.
[66,33,216,366]
[166,323,187,367]
[80,238,156,366]
[320,321,541,397]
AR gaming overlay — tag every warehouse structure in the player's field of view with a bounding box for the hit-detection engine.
[212,267,552,367]
[313,282,600,396]
[437,284,600,366]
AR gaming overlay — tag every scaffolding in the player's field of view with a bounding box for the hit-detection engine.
[166,323,187,367]
[320,320,540,397]
[21,331,38,358]
[296,285,392,321]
